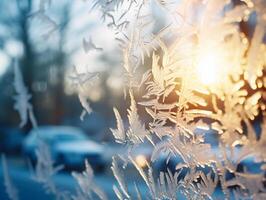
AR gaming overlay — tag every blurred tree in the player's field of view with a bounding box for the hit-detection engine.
[0,0,35,129]
[0,0,125,140]
[0,0,73,129]
[44,2,71,124]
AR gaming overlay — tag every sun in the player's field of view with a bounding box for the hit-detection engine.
[196,51,221,85]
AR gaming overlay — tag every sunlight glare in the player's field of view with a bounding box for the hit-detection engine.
[135,155,147,168]
[196,52,220,85]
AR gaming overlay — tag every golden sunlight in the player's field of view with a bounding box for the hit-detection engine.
[196,51,222,85]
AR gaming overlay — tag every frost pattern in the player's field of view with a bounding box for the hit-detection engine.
[1,155,19,200]
[83,37,103,53]
[9,0,266,199]
[111,91,149,146]
[33,140,70,200]
[13,61,37,128]
[68,66,99,120]
[106,0,266,199]
[72,160,107,200]
[28,0,58,39]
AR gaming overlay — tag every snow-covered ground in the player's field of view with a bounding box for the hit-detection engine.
[0,159,118,200]
[0,155,163,200]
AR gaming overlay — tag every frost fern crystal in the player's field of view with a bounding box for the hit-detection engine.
[5,0,266,199]
[106,0,266,199]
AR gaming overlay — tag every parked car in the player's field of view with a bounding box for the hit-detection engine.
[0,127,24,154]
[22,126,106,171]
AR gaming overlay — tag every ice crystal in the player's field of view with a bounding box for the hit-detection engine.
[83,37,103,53]
[111,156,130,199]
[28,0,58,39]
[68,66,99,120]
[111,91,149,146]
[13,62,37,128]
[32,140,69,200]
[72,160,107,200]
[1,155,19,200]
